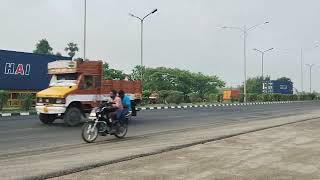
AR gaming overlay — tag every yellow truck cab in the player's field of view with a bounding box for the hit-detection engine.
[36,60,141,126]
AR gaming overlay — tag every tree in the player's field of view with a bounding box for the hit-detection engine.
[0,90,9,110]
[131,65,145,81]
[64,42,79,59]
[245,76,271,94]
[103,63,126,80]
[55,52,62,56]
[277,77,292,83]
[132,66,225,97]
[33,39,53,54]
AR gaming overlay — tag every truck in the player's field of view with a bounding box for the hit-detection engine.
[36,60,142,126]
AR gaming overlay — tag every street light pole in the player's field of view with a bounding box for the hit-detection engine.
[129,9,158,87]
[253,48,274,78]
[222,22,269,103]
[243,25,247,103]
[301,48,303,94]
[83,0,87,61]
[305,64,315,93]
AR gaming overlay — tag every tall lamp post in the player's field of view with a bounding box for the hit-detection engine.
[253,48,274,79]
[129,9,158,87]
[305,64,315,93]
[300,44,319,94]
[222,22,269,103]
[83,0,87,61]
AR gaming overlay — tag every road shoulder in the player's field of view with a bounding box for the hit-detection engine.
[1,110,320,179]
[54,117,320,180]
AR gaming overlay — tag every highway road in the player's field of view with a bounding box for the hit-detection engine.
[0,102,319,157]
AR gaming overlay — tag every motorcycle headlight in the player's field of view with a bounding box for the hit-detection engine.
[89,112,97,117]
[55,98,65,104]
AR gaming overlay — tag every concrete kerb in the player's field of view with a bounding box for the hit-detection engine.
[0,101,300,117]
[138,101,296,111]
[0,112,37,117]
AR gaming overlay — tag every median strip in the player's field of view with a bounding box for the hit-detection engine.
[0,101,306,117]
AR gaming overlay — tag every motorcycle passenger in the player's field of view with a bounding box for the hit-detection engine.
[118,90,131,118]
[107,90,123,121]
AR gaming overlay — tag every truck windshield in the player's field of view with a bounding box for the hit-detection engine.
[49,74,78,87]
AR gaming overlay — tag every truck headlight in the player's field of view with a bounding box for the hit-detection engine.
[56,98,65,104]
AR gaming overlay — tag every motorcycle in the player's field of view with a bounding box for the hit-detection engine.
[81,102,130,143]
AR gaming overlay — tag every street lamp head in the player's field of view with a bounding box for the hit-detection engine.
[152,9,158,13]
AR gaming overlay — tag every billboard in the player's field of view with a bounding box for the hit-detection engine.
[0,49,71,91]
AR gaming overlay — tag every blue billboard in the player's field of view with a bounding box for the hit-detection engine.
[262,80,293,94]
[0,49,71,91]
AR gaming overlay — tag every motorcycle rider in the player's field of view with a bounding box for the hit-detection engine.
[101,90,123,135]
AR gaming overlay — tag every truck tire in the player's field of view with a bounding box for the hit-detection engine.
[39,114,56,124]
[64,107,82,126]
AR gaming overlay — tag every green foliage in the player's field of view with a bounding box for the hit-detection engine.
[298,93,316,101]
[19,93,35,111]
[33,39,53,54]
[55,52,62,56]
[142,90,152,99]
[206,94,218,103]
[64,42,79,59]
[131,65,144,81]
[132,66,225,98]
[188,93,202,103]
[276,77,292,83]
[0,91,9,110]
[247,93,259,102]
[166,91,184,104]
[158,90,171,104]
[103,63,126,80]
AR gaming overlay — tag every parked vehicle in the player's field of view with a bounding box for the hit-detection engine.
[36,60,141,126]
[81,103,130,143]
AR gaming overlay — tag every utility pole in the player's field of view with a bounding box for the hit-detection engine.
[253,48,274,79]
[129,9,158,88]
[305,64,315,93]
[221,21,269,103]
[83,0,87,61]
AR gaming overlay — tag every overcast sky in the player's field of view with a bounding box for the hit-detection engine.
[1,0,320,92]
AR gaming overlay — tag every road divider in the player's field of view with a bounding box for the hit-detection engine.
[0,101,300,117]
[138,101,295,111]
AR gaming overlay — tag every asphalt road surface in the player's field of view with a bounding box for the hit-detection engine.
[0,102,319,157]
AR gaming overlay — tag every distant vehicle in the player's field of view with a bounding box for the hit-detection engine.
[36,60,141,126]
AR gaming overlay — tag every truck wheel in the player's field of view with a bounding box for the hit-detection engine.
[64,107,82,126]
[39,114,56,124]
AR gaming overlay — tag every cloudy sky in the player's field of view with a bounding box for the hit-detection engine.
[1,0,320,92]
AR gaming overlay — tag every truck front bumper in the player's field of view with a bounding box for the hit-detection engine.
[36,105,66,114]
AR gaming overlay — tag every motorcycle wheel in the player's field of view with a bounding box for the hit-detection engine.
[81,122,98,143]
[114,121,128,139]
